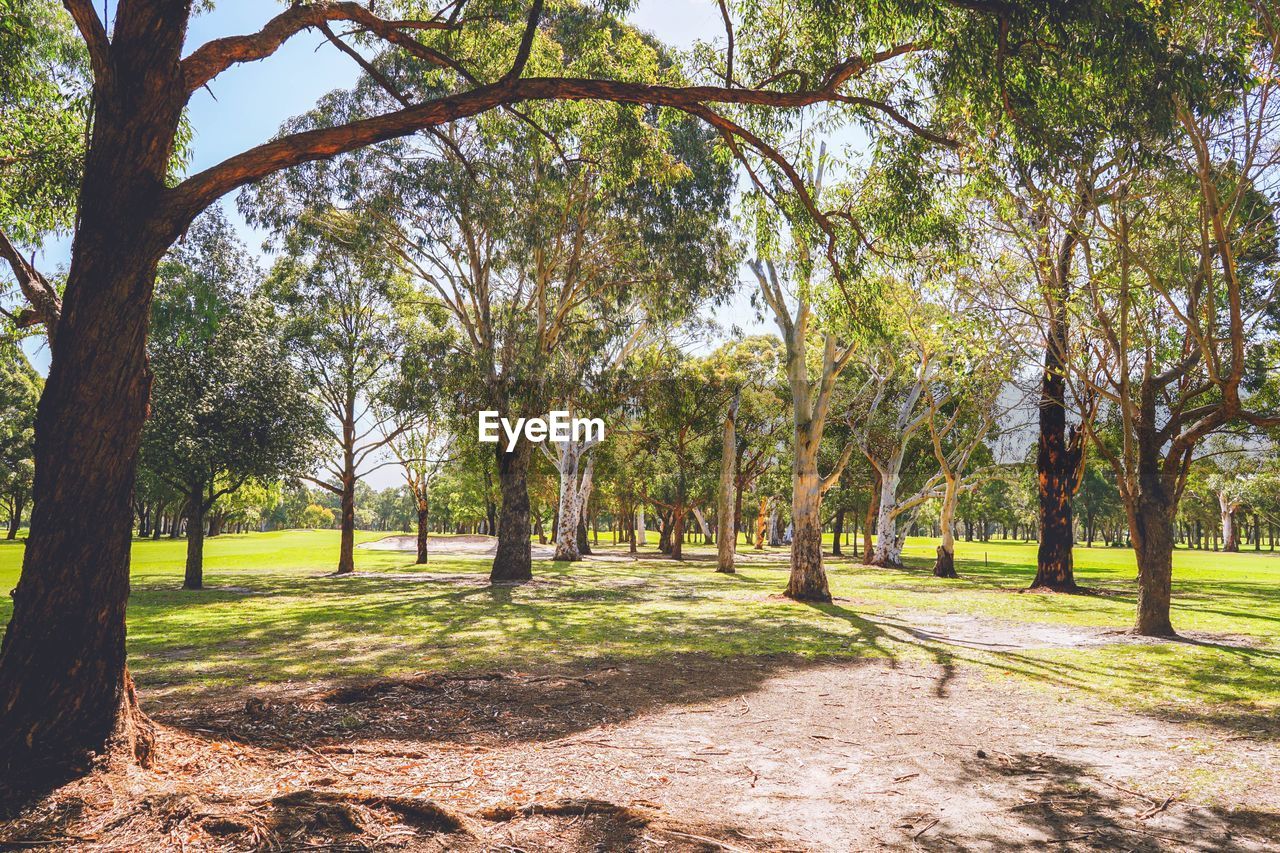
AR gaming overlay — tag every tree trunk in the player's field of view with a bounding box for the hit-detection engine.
[1132,497,1176,636]
[636,506,646,546]
[670,506,685,561]
[785,451,830,602]
[1219,494,1239,552]
[0,11,191,771]
[862,477,878,563]
[1030,285,1081,590]
[755,497,768,549]
[933,478,959,578]
[553,441,583,562]
[184,487,205,591]
[415,503,430,564]
[337,468,356,574]
[831,508,844,557]
[717,394,738,573]
[870,465,904,567]
[5,501,20,540]
[491,440,532,581]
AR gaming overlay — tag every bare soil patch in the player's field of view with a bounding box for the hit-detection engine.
[865,610,1265,652]
[359,534,558,560]
[3,655,1277,851]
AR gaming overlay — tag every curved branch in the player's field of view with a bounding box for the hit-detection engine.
[181,1,453,94]
[169,43,924,220]
[62,0,111,83]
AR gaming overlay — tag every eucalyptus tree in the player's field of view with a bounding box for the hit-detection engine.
[139,213,323,589]
[0,0,1181,784]
[1073,3,1280,635]
[633,346,729,560]
[0,343,40,539]
[252,227,414,575]
[0,0,86,337]
[705,335,785,572]
[255,87,735,573]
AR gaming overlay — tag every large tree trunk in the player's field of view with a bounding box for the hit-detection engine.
[1030,260,1082,591]
[870,464,904,567]
[184,487,205,590]
[0,4,191,773]
[717,394,738,572]
[1132,496,1176,636]
[786,451,830,602]
[491,440,532,582]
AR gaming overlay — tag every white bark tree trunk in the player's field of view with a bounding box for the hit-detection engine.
[717,394,738,572]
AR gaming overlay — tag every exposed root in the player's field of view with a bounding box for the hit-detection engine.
[476,796,656,824]
[270,789,474,836]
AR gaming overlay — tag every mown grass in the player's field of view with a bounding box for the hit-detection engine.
[0,530,1276,734]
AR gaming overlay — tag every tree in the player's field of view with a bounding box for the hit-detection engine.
[1074,3,1280,635]
[140,212,322,589]
[0,0,86,338]
[751,236,856,600]
[0,0,1181,785]
[258,232,410,576]
[0,344,40,539]
[387,419,452,564]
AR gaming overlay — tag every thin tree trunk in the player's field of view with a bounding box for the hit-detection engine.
[716,398,738,573]
[755,497,768,549]
[337,467,356,574]
[415,503,429,564]
[830,508,844,557]
[862,476,878,564]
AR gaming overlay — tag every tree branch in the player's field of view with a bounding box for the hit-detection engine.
[0,226,61,344]
[180,1,453,94]
[62,0,111,83]
[170,45,922,220]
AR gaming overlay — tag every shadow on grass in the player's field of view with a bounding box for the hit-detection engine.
[937,749,1280,851]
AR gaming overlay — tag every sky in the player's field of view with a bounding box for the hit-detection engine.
[25,1,779,488]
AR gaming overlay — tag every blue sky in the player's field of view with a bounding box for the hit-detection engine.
[26,1,767,487]
[31,0,750,367]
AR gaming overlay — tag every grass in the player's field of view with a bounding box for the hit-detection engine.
[0,529,1276,734]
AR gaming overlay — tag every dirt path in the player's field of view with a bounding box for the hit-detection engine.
[6,655,1277,851]
[359,533,559,560]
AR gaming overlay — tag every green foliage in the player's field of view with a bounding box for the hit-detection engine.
[140,211,324,512]
[0,0,87,246]
[0,341,39,527]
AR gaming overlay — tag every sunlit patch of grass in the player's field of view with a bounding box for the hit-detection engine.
[0,531,1277,730]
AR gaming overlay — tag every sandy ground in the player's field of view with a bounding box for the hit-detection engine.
[360,533,559,560]
[359,534,660,563]
[4,644,1277,851]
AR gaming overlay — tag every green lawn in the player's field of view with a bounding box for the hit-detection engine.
[0,530,1276,734]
